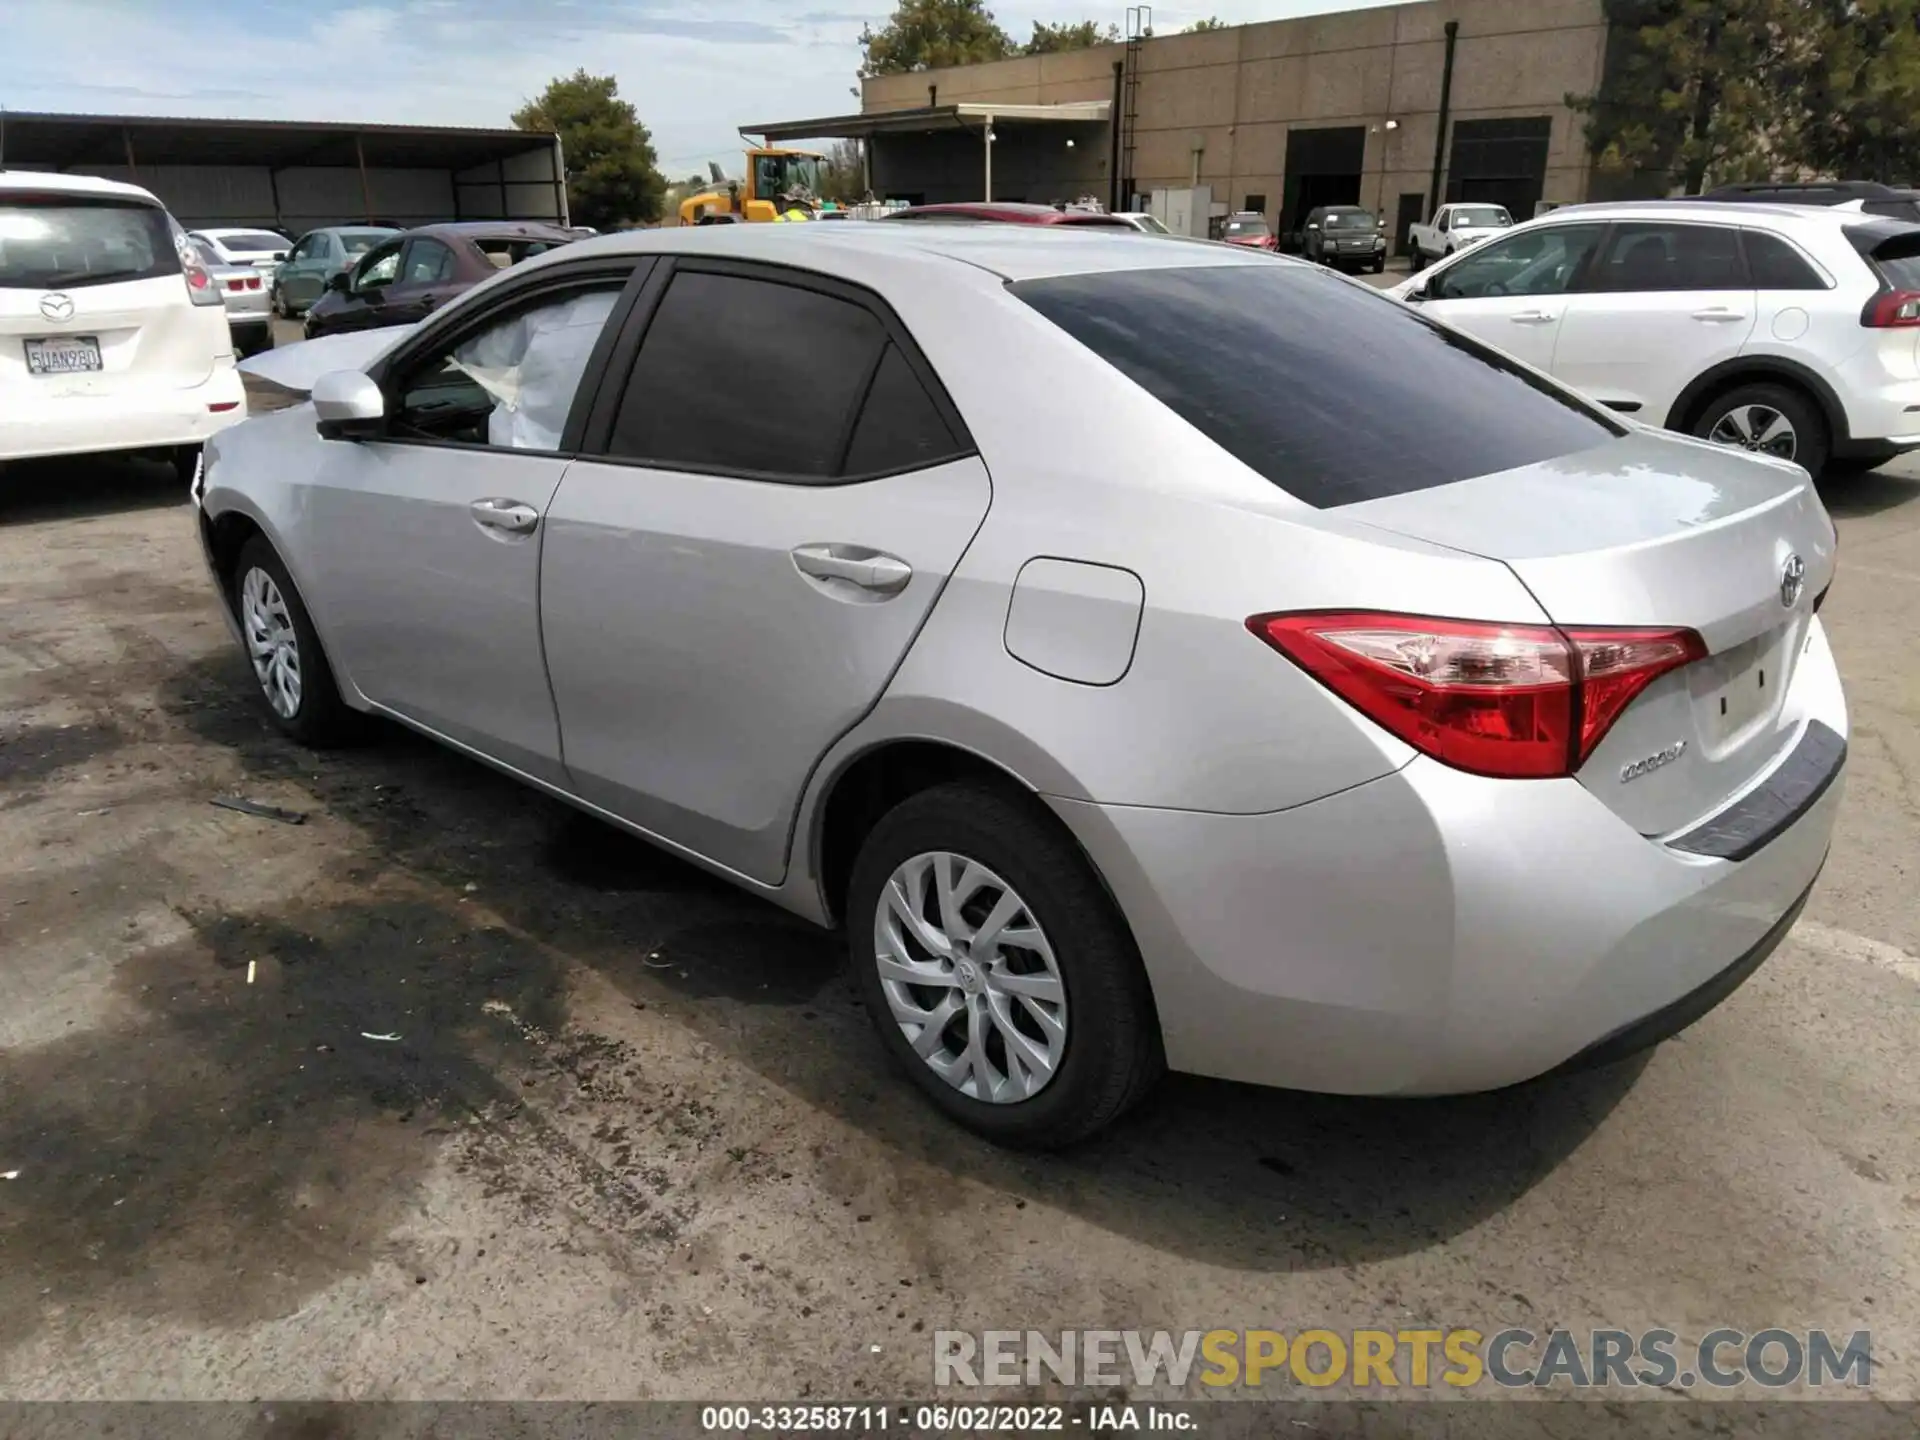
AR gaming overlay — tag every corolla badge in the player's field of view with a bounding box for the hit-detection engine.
[1621,740,1686,784]
[38,292,74,321]
[1780,553,1806,609]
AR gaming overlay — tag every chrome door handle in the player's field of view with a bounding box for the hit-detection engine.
[1692,308,1746,322]
[791,543,912,594]
[1510,309,1558,325]
[469,497,540,534]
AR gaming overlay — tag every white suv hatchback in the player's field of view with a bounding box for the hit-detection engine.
[2,171,246,473]
[1388,199,1920,476]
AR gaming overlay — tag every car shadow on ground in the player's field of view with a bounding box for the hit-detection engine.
[150,648,1646,1279]
[0,454,188,526]
[1818,461,1920,518]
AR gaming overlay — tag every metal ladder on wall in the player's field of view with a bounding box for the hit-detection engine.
[1122,6,1151,210]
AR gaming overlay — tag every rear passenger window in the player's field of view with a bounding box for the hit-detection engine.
[843,345,961,476]
[607,271,887,479]
[1587,223,1746,292]
[1743,231,1828,289]
[1016,266,1619,509]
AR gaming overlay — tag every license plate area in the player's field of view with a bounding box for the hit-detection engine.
[1689,623,1792,752]
[25,335,103,375]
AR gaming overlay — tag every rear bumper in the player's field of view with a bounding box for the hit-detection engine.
[0,367,247,462]
[1051,645,1847,1096]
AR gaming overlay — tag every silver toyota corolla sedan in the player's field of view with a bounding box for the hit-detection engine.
[195,223,1846,1148]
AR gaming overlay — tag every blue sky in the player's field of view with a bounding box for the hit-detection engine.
[0,0,1397,178]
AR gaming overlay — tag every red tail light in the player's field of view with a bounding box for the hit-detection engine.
[226,278,244,291]
[1862,289,1920,327]
[246,276,262,290]
[1247,612,1706,780]
[183,262,224,307]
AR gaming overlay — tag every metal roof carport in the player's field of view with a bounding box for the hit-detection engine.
[0,111,567,233]
[742,102,1112,208]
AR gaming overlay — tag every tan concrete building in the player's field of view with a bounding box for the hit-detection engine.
[752,0,1612,245]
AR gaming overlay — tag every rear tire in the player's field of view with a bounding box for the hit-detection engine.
[1691,382,1829,478]
[231,535,361,747]
[170,444,202,490]
[846,782,1162,1149]
[1410,248,1426,272]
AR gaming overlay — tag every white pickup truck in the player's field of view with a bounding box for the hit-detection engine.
[1406,202,1515,270]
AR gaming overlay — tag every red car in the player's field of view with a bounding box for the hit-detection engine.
[881,202,1140,228]
[1220,211,1278,250]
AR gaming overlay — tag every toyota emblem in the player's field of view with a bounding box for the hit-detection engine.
[38,292,75,322]
[1780,553,1806,608]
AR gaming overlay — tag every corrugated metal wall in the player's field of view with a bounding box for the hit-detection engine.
[31,156,562,232]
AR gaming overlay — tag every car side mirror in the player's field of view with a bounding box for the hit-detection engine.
[273,251,288,261]
[327,271,351,294]
[1404,281,1429,302]
[312,371,386,440]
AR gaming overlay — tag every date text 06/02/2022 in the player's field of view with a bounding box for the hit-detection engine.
[699,1404,1193,1432]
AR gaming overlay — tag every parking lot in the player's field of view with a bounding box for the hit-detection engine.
[1,425,1917,1402]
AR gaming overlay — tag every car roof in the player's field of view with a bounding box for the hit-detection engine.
[403,220,576,242]
[195,226,291,239]
[540,219,1284,284]
[887,202,1077,223]
[0,169,162,205]
[1515,198,1892,230]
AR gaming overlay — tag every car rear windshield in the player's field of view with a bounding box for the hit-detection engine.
[475,236,567,268]
[0,196,181,289]
[1324,210,1376,230]
[1224,218,1268,236]
[339,230,391,255]
[215,231,290,251]
[1452,206,1511,227]
[1875,252,1920,289]
[1013,265,1621,509]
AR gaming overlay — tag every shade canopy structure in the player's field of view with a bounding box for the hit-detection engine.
[0,111,568,232]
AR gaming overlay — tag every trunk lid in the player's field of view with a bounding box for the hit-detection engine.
[1340,430,1838,837]
[0,274,218,395]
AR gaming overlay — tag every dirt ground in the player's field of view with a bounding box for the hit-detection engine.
[1,440,1917,1404]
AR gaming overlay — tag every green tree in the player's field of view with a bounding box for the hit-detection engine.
[859,0,1015,76]
[1023,20,1120,53]
[511,70,665,229]
[818,139,868,202]
[1185,16,1229,31]
[1793,0,1920,179]
[1570,0,1796,194]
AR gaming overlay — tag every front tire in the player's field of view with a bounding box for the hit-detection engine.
[1691,382,1829,477]
[846,782,1162,1149]
[232,536,360,747]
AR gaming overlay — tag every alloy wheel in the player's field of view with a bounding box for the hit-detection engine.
[240,566,302,719]
[1707,403,1797,460]
[872,851,1067,1104]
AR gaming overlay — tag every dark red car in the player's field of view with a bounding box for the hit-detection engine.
[881,202,1140,228]
[1219,211,1278,250]
[303,221,577,338]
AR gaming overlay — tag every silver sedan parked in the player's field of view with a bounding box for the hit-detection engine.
[195,224,1846,1147]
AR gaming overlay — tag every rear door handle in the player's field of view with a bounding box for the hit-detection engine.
[791,543,912,594]
[470,497,540,534]
[1692,307,1747,322]
[1510,309,1558,324]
